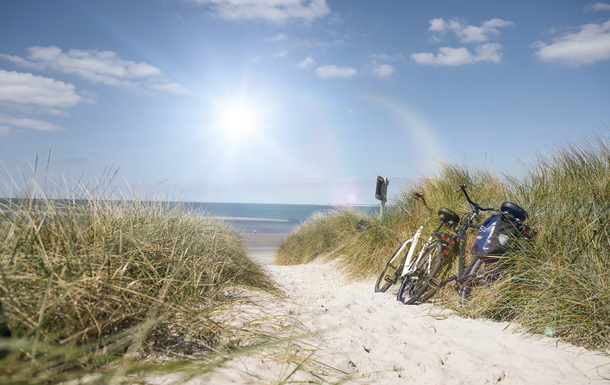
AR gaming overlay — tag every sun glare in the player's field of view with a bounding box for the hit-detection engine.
[218,102,259,141]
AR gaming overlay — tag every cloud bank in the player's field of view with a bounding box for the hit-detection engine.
[532,20,610,66]
[0,70,91,107]
[0,46,190,94]
[0,46,189,135]
[412,17,512,66]
[429,17,514,43]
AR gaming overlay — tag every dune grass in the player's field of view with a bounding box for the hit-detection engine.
[0,170,282,383]
[277,130,610,351]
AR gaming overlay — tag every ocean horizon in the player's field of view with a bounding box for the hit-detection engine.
[0,198,379,251]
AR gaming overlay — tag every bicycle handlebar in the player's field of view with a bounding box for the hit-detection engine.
[410,191,429,209]
[454,183,498,214]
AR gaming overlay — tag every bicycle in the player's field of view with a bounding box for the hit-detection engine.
[397,183,533,305]
[455,203,535,305]
[395,202,461,304]
[374,192,435,293]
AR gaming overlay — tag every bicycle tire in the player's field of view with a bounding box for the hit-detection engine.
[375,239,413,293]
[397,241,443,305]
[419,256,455,303]
[459,258,483,306]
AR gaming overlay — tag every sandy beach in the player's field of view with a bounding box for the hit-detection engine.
[150,251,610,384]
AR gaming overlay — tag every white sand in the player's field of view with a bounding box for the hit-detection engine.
[151,259,610,384]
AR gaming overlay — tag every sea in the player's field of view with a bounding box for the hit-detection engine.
[182,202,379,236]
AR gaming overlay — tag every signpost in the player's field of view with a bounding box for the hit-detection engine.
[375,175,389,218]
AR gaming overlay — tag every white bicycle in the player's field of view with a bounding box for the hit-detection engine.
[374,193,434,293]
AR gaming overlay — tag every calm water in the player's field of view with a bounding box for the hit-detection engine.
[182,202,379,235]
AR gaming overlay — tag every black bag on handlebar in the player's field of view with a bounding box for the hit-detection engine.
[470,214,521,263]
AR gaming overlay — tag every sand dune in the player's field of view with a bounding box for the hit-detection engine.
[153,259,610,384]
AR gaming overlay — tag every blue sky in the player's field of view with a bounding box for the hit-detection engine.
[1,0,609,204]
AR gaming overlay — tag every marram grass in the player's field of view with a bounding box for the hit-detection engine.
[0,174,280,383]
[278,130,610,351]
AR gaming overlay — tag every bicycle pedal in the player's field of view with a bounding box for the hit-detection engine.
[384,276,396,284]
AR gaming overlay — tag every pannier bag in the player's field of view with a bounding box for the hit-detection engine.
[470,214,521,263]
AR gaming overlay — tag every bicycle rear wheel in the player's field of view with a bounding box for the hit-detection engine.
[397,241,443,305]
[375,239,412,293]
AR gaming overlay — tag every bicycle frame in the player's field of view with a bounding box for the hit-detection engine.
[398,217,431,277]
[440,184,499,283]
[401,219,447,277]
[394,192,433,277]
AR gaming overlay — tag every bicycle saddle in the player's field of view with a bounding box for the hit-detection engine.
[438,207,460,224]
[501,202,528,221]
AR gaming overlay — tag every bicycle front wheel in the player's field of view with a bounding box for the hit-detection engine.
[397,241,444,305]
[375,239,412,293]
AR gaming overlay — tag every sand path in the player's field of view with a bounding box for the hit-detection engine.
[155,259,610,384]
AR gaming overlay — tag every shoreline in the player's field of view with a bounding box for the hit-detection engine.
[242,233,286,265]
[214,216,290,222]
[242,233,287,249]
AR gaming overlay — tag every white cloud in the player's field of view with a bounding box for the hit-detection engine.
[315,65,357,78]
[0,114,65,131]
[0,125,11,136]
[411,47,474,66]
[411,43,504,66]
[0,70,90,107]
[192,0,331,23]
[532,20,610,66]
[296,56,315,69]
[429,17,446,32]
[0,54,45,70]
[372,64,396,78]
[429,17,514,43]
[272,50,289,59]
[415,17,511,66]
[474,43,503,63]
[1,46,190,95]
[584,3,610,12]
[345,108,353,114]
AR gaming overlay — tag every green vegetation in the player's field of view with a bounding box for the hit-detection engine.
[277,131,610,351]
[0,172,279,383]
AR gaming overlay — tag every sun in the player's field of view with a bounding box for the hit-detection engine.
[217,102,259,141]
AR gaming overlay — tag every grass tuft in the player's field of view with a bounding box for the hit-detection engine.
[0,169,279,383]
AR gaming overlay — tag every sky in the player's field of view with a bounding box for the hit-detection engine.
[0,0,609,205]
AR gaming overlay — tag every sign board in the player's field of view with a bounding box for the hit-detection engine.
[375,175,389,202]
